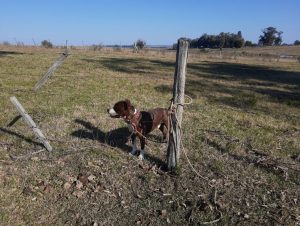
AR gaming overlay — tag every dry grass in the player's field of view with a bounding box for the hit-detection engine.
[0,45,299,225]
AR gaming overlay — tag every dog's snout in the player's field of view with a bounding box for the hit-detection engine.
[108,108,118,117]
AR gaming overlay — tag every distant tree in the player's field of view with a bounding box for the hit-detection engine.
[172,43,178,50]
[294,40,300,45]
[274,31,283,45]
[237,31,242,39]
[218,32,226,48]
[91,43,103,51]
[41,40,53,48]
[244,40,254,47]
[191,31,244,49]
[189,38,198,48]
[258,27,283,46]
[113,45,122,51]
[136,39,146,49]
[3,41,10,46]
[233,31,245,48]
[197,33,220,48]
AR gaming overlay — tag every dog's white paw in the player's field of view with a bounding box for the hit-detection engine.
[138,154,144,160]
[138,150,144,160]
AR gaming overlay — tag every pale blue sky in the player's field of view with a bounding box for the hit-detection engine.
[1,0,299,45]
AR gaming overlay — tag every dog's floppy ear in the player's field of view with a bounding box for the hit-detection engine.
[124,99,131,109]
[124,99,135,113]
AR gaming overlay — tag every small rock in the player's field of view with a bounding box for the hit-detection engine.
[73,190,84,198]
[56,158,65,166]
[64,182,72,190]
[36,180,45,187]
[293,198,297,204]
[22,186,34,196]
[57,172,76,182]
[88,174,96,182]
[78,173,88,186]
[244,214,249,219]
[136,194,142,199]
[75,180,83,189]
[31,157,39,161]
[160,209,167,218]
[66,175,76,183]
[43,185,52,194]
[94,185,104,193]
[166,217,171,224]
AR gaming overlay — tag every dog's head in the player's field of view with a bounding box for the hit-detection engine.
[107,99,135,118]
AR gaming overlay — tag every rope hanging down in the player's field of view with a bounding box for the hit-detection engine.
[167,95,212,182]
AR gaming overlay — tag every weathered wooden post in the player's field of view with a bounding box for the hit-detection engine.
[10,96,52,151]
[33,50,69,91]
[167,38,189,171]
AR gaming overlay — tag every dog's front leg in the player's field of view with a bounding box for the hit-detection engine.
[129,134,137,156]
[138,135,145,160]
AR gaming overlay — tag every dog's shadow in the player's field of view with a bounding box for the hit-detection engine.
[71,119,166,168]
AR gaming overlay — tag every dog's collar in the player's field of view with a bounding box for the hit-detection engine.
[124,109,141,130]
[132,109,141,121]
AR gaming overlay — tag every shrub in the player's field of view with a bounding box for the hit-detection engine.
[91,44,103,51]
[172,43,178,50]
[294,40,300,45]
[136,39,146,49]
[113,45,122,51]
[41,40,53,48]
[245,40,257,47]
[258,27,283,46]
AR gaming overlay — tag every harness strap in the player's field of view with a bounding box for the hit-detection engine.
[124,109,141,134]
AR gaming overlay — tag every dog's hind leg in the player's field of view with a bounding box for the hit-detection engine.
[129,134,138,156]
[159,124,169,143]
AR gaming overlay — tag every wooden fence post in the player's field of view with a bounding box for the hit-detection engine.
[167,38,189,171]
[33,50,69,91]
[10,96,53,151]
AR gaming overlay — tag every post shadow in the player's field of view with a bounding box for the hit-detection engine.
[0,127,43,147]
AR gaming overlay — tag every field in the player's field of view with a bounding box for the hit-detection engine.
[0,45,300,225]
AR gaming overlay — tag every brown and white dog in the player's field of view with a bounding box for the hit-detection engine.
[107,99,169,160]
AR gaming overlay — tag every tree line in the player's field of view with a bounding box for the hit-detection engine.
[190,31,245,49]
[187,27,300,49]
[2,26,299,49]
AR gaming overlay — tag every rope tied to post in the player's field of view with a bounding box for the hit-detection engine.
[167,95,212,183]
[167,94,193,134]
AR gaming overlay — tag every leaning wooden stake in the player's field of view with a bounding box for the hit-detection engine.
[10,96,52,151]
[167,38,189,171]
[33,50,69,91]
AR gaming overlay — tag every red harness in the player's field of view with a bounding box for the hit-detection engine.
[124,110,141,133]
